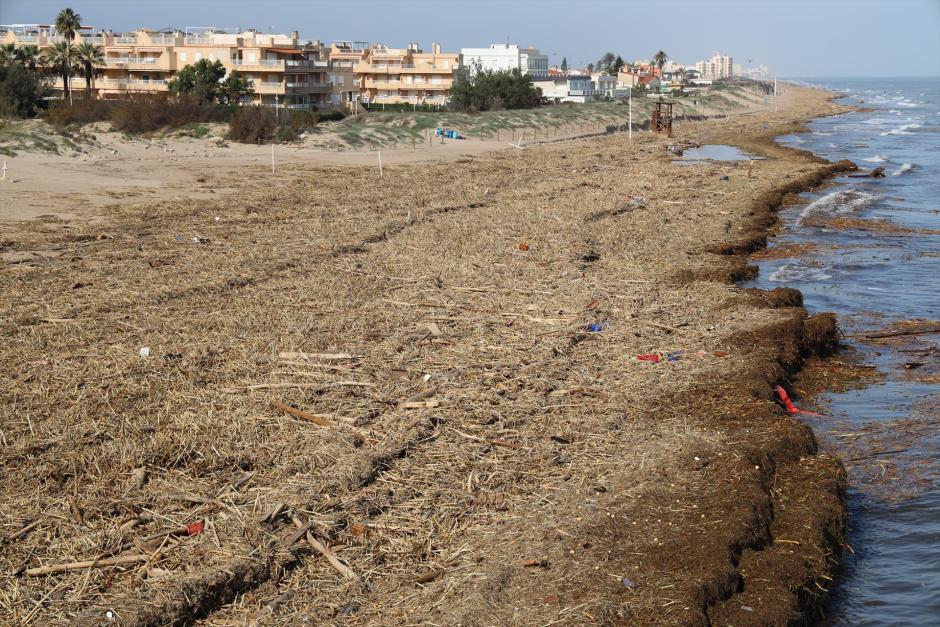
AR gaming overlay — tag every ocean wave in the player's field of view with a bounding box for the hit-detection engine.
[896,101,919,108]
[891,163,914,176]
[812,131,834,136]
[863,117,898,125]
[769,263,834,283]
[798,188,879,223]
[881,123,923,136]
[862,155,889,163]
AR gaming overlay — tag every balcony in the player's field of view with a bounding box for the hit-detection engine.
[15,35,39,44]
[231,59,286,71]
[106,56,163,69]
[98,78,168,91]
[286,60,328,69]
[114,36,138,45]
[285,81,331,93]
[147,34,177,45]
[184,36,211,45]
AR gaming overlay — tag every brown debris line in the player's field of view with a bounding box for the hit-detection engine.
[803,215,940,235]
[0,85,855,626]
[750,241,823,260]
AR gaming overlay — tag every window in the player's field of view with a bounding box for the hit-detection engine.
[195,52,202,61]
[179,52,188,61]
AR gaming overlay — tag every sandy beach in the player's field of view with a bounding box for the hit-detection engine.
[0,85,857,625]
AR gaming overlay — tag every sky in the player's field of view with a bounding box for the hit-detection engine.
[1,0,938,77]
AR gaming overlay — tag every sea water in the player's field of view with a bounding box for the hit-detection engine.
[744,77,940,625]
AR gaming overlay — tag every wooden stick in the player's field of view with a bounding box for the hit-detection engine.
[414,569,444,584]
[3,518,41,544]
[278,351,356,360]
[26,554,149,577]
[289,514,357,580]
[273,401,331,427]
[864,326,940,340]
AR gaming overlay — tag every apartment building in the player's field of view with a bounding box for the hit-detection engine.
[1,24,331,108]
[459,43,549,76]
[327,41,369,109]
[355,42,460,106]
[694,51,734,80]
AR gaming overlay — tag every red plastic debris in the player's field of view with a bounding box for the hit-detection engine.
[774,385,827,418]
[636,354,661,363]
[186,521,205,536]
[775,385,799,414]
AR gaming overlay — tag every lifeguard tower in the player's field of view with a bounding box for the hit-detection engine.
[651,101,674,137]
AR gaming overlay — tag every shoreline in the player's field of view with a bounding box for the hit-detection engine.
[0,85,858,625]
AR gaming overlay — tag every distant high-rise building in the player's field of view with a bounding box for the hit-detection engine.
[694,51,733,80]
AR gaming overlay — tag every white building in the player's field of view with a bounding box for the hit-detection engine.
[694,51,734,80]
[532,74,595,103]
[460,43,549,76]
[592,73,628,99]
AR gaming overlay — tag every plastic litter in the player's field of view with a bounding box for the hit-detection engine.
[636,354,660,363]
[138,347,151,358]
[185,521,205,536]
[667,351,684,362]
[774,385,827,417]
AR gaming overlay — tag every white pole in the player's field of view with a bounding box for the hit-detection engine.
[377,150,383,177]
[1,161,6,181]
[271,143,275,174]
[628,85,633,140]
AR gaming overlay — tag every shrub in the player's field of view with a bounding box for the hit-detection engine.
[47,98,114,127]
[449,68,542,112]
[316,108,346,122]
[0,63,47,118]
[228,106,277,143]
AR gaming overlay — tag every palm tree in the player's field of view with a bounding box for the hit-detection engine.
[0,43,16,66]
[15,44,43,72]
[654,50,667,72]
[44,40,77,101]
[596,51,616,74]
[75,42,104,98]
[55,8,83,43]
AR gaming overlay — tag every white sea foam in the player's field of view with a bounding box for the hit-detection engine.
[891,163,914,176]
[863,117,897,125]
[881,123,922,136]
[863,155,889,163]
[769,264,834,283]
[812,131,834,136]
[798,188,879,223]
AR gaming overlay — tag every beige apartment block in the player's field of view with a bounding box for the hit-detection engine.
[1,24,332,109]
[354,42,460,106]
[327,41,369,110]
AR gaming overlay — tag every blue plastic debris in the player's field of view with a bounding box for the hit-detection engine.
[667,351,684,362]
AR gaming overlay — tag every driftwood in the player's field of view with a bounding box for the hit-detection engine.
[26,554,150,577]
[864,326,940,340]
[289,514,357,580]
[273,401,331,427]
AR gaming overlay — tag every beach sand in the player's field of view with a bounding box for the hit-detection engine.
[0,85,855,625]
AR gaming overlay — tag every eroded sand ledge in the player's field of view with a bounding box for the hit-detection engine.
[0,86,856,625]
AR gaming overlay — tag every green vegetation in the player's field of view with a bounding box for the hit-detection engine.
[0,63,47,118]
[168,58,254,104]
[449,68,542,112]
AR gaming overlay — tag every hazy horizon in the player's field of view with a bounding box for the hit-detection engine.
[1,0,938,78]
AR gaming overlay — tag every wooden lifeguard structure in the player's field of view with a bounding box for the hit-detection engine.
[651,101,674,137]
